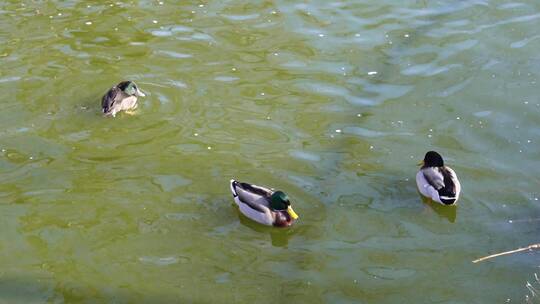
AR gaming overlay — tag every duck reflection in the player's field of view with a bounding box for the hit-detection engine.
[237,210,295,247]
[419,195,457,223]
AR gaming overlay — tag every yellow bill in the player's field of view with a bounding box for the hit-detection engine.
[417,160,424,166]
[287,206,299,220]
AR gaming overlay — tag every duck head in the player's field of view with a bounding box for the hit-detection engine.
[420,151,444,168]
[119,81,145,97]
[270,191,299,221]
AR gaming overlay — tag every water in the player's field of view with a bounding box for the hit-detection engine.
[0,0,539,302]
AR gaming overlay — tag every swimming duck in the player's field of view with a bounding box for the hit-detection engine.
[102,81,145,117]
[229,180,299,227]
[416,151,461,205]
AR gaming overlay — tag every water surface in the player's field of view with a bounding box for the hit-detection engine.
[0,0,540,303]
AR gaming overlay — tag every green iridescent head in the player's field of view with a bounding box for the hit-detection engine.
[119,81,145,97]
[270,191,299,220]
[422,151,444,167]
[270,191,290,210]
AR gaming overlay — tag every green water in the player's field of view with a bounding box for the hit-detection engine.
[0,0,540,303]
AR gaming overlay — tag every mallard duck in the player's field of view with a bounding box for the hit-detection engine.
[102,81,145,117]
[416,151,461,205]
[229,180,299,227]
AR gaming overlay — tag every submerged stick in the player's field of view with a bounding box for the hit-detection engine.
[472,243,540,263]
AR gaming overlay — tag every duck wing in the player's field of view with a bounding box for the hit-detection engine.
[422,166,458,204]
[421,167,445,190]
[102,86,120,113]
[229,180,272,213]
[439,166,460,200]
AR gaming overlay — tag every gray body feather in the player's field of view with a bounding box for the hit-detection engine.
[229,180,274,226]
[417,166,461,205]
[102,82,141,117]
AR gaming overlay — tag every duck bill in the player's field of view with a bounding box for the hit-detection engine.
[417,160,424,166]
[287,206,299,220]
[136,88,146,97]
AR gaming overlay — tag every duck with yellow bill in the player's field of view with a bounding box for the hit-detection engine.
[229,180,299,227]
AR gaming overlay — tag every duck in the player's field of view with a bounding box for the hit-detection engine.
[229,179,299,227]
[416,151,461,205]
[102,81,145,117]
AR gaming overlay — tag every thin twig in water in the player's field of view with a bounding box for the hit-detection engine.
[472,243,540,263]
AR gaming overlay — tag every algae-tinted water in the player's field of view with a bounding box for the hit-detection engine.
[0,1,539,303]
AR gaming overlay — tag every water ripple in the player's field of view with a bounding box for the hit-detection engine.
[511,35,540,48]
[156,50,193,59]
[343,127,413,138]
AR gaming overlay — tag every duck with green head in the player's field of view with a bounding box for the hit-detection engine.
[102,81,145,117]
[416,151,461,205]
[229,180,299,227]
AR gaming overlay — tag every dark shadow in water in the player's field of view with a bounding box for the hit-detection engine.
[419,194,457,223]
[236,209,296,248]
[0,275,204,304]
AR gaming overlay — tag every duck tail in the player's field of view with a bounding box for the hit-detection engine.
[230,179,239,197]
[439,196,456,205]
